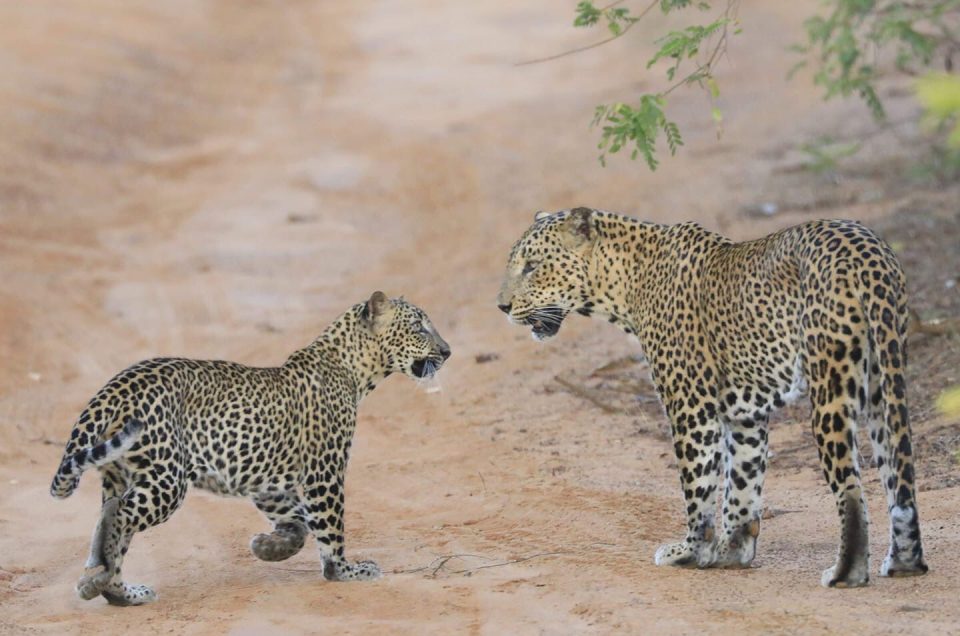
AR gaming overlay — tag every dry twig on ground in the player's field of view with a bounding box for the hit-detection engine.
[910,308,960,337]
[553,375,625,414]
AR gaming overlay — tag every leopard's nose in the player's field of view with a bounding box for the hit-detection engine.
[497,303,511,314]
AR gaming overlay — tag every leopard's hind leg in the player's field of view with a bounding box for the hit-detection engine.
[76,465,130,600]
[98,447,188,606]
[804,293,872,588]
[76,495,119,600]
[865,346,927,577]
[710,414,769,568]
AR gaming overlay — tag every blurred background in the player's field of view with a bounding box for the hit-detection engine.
[1,1,958,633]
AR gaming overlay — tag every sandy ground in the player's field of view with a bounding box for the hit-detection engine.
[1,1,959,634]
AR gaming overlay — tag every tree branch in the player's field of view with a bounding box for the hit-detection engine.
[516,0,659,67]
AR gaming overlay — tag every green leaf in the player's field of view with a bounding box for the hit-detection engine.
[706,76,720,98]
[661,0,695,13]
[917,73,960,118]
[790,0,959,122]
[591,95,673,170]
[664,120,684,154]
[573,1,601,28]
[936,385,960,418]
[573,0,748,170]
[860,84,885,121]
[786,60,808,80]
[799,137,862,172]
[647,20,729,69]
[917,73,960,149]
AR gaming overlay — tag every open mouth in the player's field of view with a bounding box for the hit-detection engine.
[411,358,441,378]
[524,307,564,341]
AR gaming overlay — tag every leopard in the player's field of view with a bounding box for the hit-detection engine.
[50,291,451,605]
[497,207,928,588]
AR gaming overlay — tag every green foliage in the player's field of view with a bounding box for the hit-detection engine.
[591,97,683,169]
[799,137,863,173]
[914,72,960,179]
[937,385,960,418]
[793,1,960,121]
[574,0,736,169]
[573,1,602,27]
[917,73,960,147]
[574,1,639,35]
[567,1,958,170]
[647,20,730,81]
[661,0,712,12]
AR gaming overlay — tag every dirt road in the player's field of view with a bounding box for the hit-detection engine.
[2,1,958,634]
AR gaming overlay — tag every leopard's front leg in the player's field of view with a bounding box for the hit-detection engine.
[653,391,724,569]
[304,461,380,582]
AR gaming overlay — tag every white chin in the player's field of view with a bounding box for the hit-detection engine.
[531,331,554,342]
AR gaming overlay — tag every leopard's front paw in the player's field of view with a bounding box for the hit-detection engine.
[654,540,705,568]
[821,563,869,588]
[709,520,759,569]
[323,558,382,582]
[880,550,928,578]
[708,538,755,569]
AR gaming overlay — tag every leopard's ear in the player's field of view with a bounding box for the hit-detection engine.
[362,291,393,329]
[534,210,551,222]
[560,207,596,248]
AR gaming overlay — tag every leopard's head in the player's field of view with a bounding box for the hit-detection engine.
[362,292,451,379]
[497,207,596,341]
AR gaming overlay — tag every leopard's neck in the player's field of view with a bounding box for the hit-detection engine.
[284,305,389,402]
[583,214,727,348]
[581,214,666,337]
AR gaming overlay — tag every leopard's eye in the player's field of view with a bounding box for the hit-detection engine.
[522,261,539,276]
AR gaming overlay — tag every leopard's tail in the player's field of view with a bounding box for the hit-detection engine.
[49,418,146,499]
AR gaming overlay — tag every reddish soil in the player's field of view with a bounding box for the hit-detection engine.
[1,1,958,634]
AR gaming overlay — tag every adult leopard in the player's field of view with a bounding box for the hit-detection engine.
[51,292,450,605]
[497,207,927,587]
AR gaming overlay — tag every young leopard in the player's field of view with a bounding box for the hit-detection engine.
[497,207,928,588]
[51,292,451,606]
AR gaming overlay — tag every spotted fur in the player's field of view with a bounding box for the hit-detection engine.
[498,208,928,587]
[51,292,450,605]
